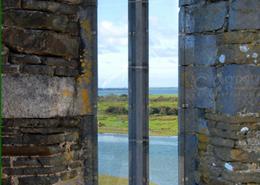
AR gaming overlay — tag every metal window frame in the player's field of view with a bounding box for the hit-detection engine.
[128,1,149,185]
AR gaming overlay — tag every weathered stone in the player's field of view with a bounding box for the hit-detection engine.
[182,2,227,33]
[56,0,82,5]
[22,0,78,15]
[180,35,217,65]
[184,66,216,109]
[179,0,205,6]
[217,31,260,45]
[214,147,259,162]
[3,75,73,118]
[205,113,260,123]
[3,145,66,156]
[4,10,78,33]
[22,65,54,76]
[12,151,81,166]
[229,0,260,30]
[2,46,9,64]
[3,27,79,59]
[11,54,42,65]
[208,127,238,140]
[3,118,81,128]
[43,57,79,68]
[3,132,79,145]
[179,108,208,135]
[17,176,59,185]
[3,65,20,74]
[216,65,260,116]
[222,170,260,183]
[209,137,235,148]
[55,67,79,77]
[3,0,21,9]
[217,43,260,65]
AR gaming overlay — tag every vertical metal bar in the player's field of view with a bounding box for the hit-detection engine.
[128,1,149,185]
[78,1,98,185]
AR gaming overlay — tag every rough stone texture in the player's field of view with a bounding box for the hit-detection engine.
[2,0,97,185]
[4,27,79,59]
[180,2,228,33]
[3,74,95,118]
[4,10,78,34]
[216,65,260,116]
[179,35,217,66]
[22,0,78,15]
[184,66,216,109]
[179,0,260,184]
[229,0,260,30]
[2,117,93,185]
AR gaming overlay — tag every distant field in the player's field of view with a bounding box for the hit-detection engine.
[99,175,157,185]
[98,94,178,136]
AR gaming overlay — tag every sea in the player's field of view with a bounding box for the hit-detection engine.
[99,134,178,185]
[98,87,178,96]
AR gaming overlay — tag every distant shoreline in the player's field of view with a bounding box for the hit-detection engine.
[99,87,178,96]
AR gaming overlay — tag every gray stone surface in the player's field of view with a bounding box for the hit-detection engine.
[4,10,78,33]
[179,0,205,6]
[216,65,260,116]
[229,0,260,30]
[217,43,260,65]
[182,2,227,33]
[184,66,216,109]
[22,0,78,15]
[180,35,217,65]
[3,27,79,59]
[2,74,89,118]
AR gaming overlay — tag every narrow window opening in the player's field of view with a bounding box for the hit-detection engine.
[98,1,179,185]
[149,1,179,185]
[98,1,129,185]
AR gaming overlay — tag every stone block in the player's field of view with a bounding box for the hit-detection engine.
[217,43,260,65]
[3,65,20,74]
[4,10,78,33]
[22,0,78,15]
[54,67,79,77]
[43,57,79,68]
[3,27,79,59]
[3,0,21,9]
[3,74,93,118]
[57,0,82,5]
[179,108,208,135]
[180,35,217,65]
[216,31,260,45]
[216,65,260,116]
[184,66,216,109]
[11,54,42,65]
[2,46,9,64]
[179,0,205,7]
[182,2,227,33]
[22,65,54,75]
[229,0,260,30]
[209,137,235,148]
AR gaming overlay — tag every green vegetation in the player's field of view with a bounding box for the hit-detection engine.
[98,94,178,136]
[99,175,157,185]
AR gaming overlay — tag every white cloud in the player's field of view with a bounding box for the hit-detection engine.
[98,20,128,54]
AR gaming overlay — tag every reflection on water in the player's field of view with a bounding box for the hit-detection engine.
[98,134,178,185]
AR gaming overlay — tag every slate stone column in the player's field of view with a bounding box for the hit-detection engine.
[179,0,260,185]
[2,0,97,185]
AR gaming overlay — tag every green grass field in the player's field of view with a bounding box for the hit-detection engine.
[98,94,178,136]
[99,175,157,185]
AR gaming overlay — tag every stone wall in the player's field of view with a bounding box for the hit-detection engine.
[2,0,97,185]
[179,0,260,185]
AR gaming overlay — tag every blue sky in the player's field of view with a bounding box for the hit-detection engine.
[98,0,179,88]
